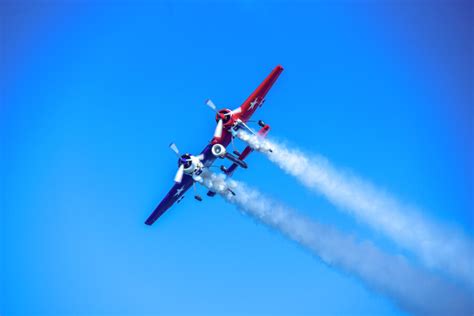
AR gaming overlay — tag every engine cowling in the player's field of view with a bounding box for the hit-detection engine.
[179,154,203,174]
[215,109,235,127]
[211,143,226,157]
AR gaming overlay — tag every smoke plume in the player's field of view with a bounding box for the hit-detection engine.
[199,171,474,316]
[236,130,474,287]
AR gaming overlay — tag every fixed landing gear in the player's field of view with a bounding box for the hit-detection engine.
[193,182,202,202]
[230,137,241,157]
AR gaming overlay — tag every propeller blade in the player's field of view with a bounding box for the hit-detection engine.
[206,99,217,112]
[174,164,185,183]
[230,107,242,115]
[169,143,179,156]
[196,154,205,161]
[214,119,223,138]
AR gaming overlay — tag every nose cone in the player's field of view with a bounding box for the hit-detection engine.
[216,109,233,125]
[178,154,192,167]
[216,111,227,122]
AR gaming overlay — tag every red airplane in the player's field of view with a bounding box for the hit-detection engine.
[145,65,284,225]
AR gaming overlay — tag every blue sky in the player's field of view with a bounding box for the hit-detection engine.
[1,1,472,315]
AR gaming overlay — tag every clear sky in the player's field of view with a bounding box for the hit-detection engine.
[1,1,472,315]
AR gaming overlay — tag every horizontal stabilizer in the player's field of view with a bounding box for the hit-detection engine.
[225,153,248,169]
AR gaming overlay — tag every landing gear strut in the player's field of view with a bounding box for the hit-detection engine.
[193,182,202,202]
[230,137,241,157]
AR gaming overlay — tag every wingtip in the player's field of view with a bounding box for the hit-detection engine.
[144,219,154,226]
[144,215,157,226]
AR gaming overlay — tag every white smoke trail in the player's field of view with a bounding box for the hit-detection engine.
[236,130,474,286]
[199,171,474,316]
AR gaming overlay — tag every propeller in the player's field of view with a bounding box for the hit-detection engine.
[169,143,205,184]
[214,118,223,138]
[230,107,242,115]
[174,164,185,183]
[207,99,223,138]
[206,98,241,116]
[206,98,242,139]
[170,143,185,183]
[206,99,217,112]
[169,143,180,156]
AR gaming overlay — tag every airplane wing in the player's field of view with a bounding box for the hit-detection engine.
[236,65,284,122]
[145,141,226,226]
[145,174,194,225]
